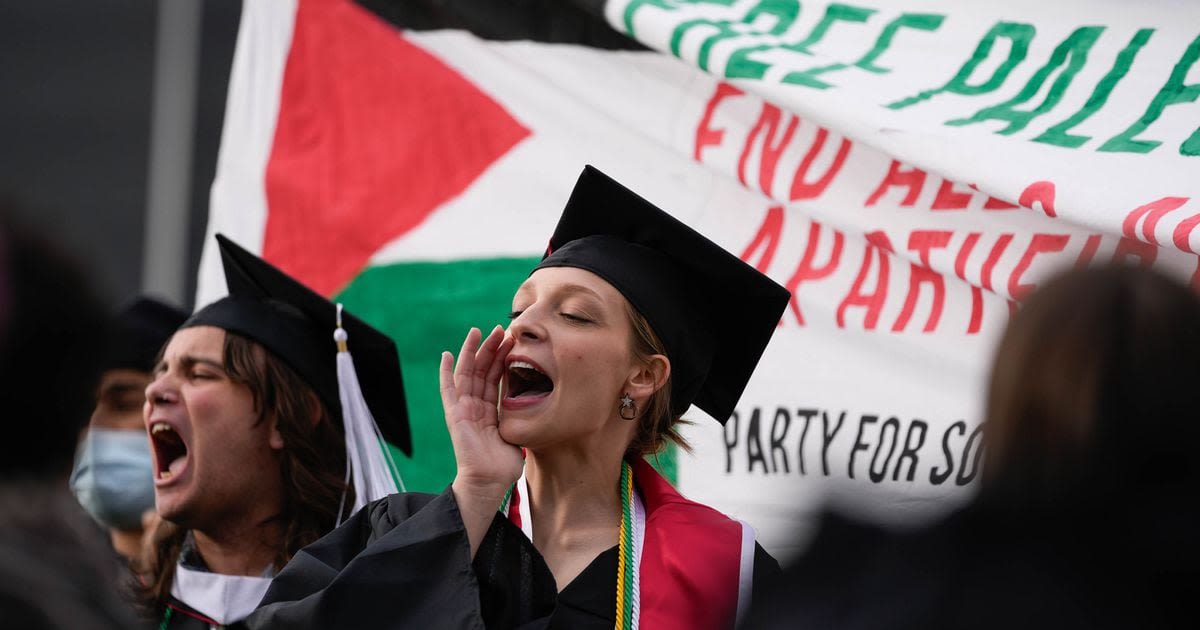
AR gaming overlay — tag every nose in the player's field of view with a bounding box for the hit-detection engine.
[144,371,179,410]
[507,306,546,343]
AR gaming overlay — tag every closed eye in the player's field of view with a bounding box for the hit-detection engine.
[508,310,524,320]
[560,312,592,324]
[177,356,227,381]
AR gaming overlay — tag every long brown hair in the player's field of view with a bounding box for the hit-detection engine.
[623,303,692,459]
[139,331,349,609]
[981,265,1200,512]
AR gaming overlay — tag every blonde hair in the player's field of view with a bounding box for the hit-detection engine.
[623,303,691,458]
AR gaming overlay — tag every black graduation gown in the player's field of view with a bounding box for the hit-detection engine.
[246,489,779,629]
[247,489,538,629]
[540,543,780,630]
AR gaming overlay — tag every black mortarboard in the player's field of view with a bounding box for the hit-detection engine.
[534,166,790,423]
[183,234,411,456]
[103,297,189,372]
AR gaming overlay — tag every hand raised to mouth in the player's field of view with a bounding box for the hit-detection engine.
[441,325,524,558]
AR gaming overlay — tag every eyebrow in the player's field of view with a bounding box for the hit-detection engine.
[515,281,604,302]
[559,284,603,301]
[100,381,146,397]
[153,355,226,376]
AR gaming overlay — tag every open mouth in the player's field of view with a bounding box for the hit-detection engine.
[150,422,189,482]
[505,360,554,400]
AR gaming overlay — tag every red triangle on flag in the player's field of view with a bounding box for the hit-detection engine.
[263,0,530,296]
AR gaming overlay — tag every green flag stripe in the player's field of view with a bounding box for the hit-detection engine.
[337,257,537,492]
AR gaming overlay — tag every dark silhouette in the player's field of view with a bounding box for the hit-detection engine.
[748,265,1200,630]
[0,207,145,628]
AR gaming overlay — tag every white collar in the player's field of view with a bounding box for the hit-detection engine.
[171,563,274,625]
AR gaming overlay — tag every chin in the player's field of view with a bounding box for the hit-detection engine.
[154,489,196,526]
[508,408,571,446]
[498,416,534,447]
[154,500,184,525]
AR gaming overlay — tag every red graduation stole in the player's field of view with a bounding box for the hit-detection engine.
[631,458,752,630]
[507,458,754,629]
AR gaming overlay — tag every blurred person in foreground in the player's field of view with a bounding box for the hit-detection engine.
[70,296,188,561]
[0,208,146,628]
[746,264,1199,630]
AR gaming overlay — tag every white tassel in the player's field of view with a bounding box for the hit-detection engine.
[334,304,404,522]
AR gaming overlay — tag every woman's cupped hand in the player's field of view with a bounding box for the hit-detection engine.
[441,326,523,552]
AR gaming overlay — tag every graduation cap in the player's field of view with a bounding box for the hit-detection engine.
[184,234,410,511]
[534,166,790,423]
[103,297,189,372]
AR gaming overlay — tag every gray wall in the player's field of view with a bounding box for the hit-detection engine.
[0,0,241,311]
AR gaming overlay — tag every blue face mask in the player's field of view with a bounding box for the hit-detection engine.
[70,428,156,531]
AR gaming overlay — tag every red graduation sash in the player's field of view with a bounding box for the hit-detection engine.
[507,458,754,629]
[632,458,752,630]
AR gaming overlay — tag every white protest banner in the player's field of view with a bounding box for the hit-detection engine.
[201,0,1198,556]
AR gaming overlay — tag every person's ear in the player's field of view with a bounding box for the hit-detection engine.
[307,392,324,428]
[626,354,670,404]
[268,419,285,451]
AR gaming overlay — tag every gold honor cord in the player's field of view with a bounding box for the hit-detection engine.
[501,461,639,629]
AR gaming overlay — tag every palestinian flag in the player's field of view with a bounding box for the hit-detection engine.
[200,0,1200,554]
